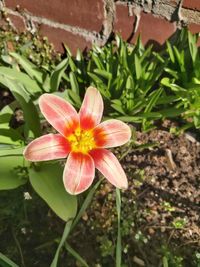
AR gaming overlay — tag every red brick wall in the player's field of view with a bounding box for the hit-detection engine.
[1,0,200,54]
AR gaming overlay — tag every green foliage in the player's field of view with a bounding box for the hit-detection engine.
[62,31,200,130]
[0,252,19,267]
[51,179,101,267]
[0,156,27,190]
[64,36,166,131]
[162,246,184,267]
[0,53,69,98]
[2,29,200,132]
[161,29,200,128]
[172,218,187,229]
[0,32,76,222]
[29,162,77,222]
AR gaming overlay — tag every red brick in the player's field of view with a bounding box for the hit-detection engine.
[0,18,7,28]
[5,0,104,32]
[189,23,200,33]
[134,12,176,46]
[8,14,25,32]
[182,0,200,11]
[114,5,176,46]
[0,14,25,31]
[114,4,136,41]
[39,24,92,54]
[188,24,200,46]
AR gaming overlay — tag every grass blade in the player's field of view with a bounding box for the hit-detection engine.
[64,242,89,267]
[50,219,73,267]
[71,179,102,231]
[0,252,19,267]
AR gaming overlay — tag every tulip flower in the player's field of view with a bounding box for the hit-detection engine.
[24,87,131,195]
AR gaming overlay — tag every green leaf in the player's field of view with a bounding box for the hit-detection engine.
[71,179,102,231]
[173,46,185,73]
[164,68,179,79]
[0,113,12,124]
[161,77,173,88]
[29,162,77,221]
[50,58,68,92]
[0,156,27,190]
[0,77,41,138]
[111,103,126,115]
[0,66,42,95]
[64,242,89,267]
[0,146,24,157]
[166,41,175,63]
[117,113,161,122]
[144,88,163,113]
[0,128,23,142]
[87,72,103,84]
[94,69,112,80]
[134,54,142,80]
[92,54,105,70]
[50,179,101,267]
[159,107,184,118]
[0,252,19,267]
[10,52,43,84]
[188,31,198,64]
[50,219,72,267]
[67,90,82,108]
[69,72,79,94]
[162,256,168,267]
[157,95,179,105]
[0,130,22,146]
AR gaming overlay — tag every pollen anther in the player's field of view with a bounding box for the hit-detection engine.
[67,127,96,154]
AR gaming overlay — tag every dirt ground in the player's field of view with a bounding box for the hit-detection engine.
[69,122,200,266]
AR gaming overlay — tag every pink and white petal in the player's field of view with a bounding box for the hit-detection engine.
[90,149,128,189]
[23,134,71,162]
[63,152,95,195]
[93,119,131,148]
[39,94,79,137]
[79,87,103,130]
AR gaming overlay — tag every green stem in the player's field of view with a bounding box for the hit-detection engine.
[50,219,73,267]
[50,178,102,267]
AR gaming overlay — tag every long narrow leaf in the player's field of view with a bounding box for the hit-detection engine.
[0,77,41,138]
[50,220,73,267]
[71,179,102,231]
[0,252,19,267]
[0,146,24,157]
[64,242,89,267]
[10,52,43,84]
[0,67,42,95]
[50,58,68,92]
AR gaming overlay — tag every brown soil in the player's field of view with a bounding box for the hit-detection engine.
[68,123,200,267]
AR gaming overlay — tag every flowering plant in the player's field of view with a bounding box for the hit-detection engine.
[24,87,131,195]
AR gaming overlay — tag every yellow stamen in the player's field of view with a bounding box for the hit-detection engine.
[67,127,96,154]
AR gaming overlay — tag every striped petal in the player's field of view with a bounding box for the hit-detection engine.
[90,149,128,189]
[39,94,79,137]
[93,119,131,148]
[63,152,95,195]
[79,87,103,130]
[23,134,71,162]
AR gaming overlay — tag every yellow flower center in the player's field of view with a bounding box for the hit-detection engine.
[67,127,96,154]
